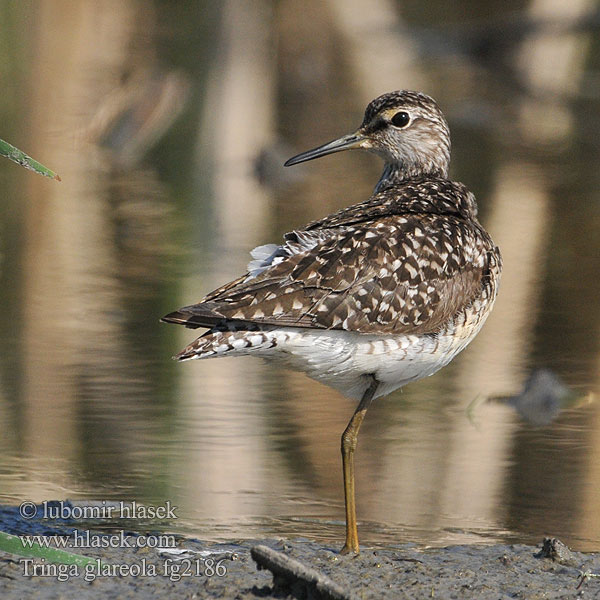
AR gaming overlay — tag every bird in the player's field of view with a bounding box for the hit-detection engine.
[162,90,502,554]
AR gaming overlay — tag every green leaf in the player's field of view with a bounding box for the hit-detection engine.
[0,138,61,181]
[0,530,102,569]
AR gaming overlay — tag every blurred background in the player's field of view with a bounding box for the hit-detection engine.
[1,0,600,551]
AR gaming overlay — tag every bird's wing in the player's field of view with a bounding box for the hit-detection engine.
[162,213,497,336]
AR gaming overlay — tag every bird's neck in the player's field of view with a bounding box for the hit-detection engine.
[374,162,447,193]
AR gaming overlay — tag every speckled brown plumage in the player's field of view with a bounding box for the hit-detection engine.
[165,180,498,338]
[162,90,502,399]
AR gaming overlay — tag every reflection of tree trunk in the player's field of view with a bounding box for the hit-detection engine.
[326,0,429,94]
[178,0,281,524]
[449,0,593,540]
[196,0,274,256]
[21,1,139,473]
[440,164,550,530]
[579,391,600,549]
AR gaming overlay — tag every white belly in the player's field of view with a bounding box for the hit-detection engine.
[263,327,469,400]
[182,301,494,401]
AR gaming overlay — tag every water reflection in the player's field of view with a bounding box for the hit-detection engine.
[489,369,577,427]
[1,0,600,553]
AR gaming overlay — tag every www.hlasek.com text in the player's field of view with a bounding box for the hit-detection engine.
[20,530,176,550]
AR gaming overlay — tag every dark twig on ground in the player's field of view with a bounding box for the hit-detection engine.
[251,544,355,600]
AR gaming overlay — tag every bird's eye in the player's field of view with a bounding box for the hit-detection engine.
[391,111,410,128]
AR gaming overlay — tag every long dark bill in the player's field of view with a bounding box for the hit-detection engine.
[284,132,365,166]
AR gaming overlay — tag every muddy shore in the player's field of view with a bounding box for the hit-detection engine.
[1,524,598,599]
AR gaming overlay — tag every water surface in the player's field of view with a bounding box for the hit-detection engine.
[1,0,600,552]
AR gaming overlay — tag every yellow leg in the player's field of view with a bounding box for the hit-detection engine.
[340,377,378,555]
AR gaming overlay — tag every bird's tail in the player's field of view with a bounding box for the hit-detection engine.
[170,322,279,361]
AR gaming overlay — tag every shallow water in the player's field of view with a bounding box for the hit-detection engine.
[1,1,600,552]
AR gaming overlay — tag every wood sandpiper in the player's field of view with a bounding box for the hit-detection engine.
[162,90,502,554]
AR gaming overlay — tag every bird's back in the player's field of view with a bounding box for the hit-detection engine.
[162,176,501,399]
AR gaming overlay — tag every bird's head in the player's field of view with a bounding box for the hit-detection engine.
[285,90,451,180]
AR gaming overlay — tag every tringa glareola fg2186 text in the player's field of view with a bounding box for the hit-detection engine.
[162,90,502,554]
